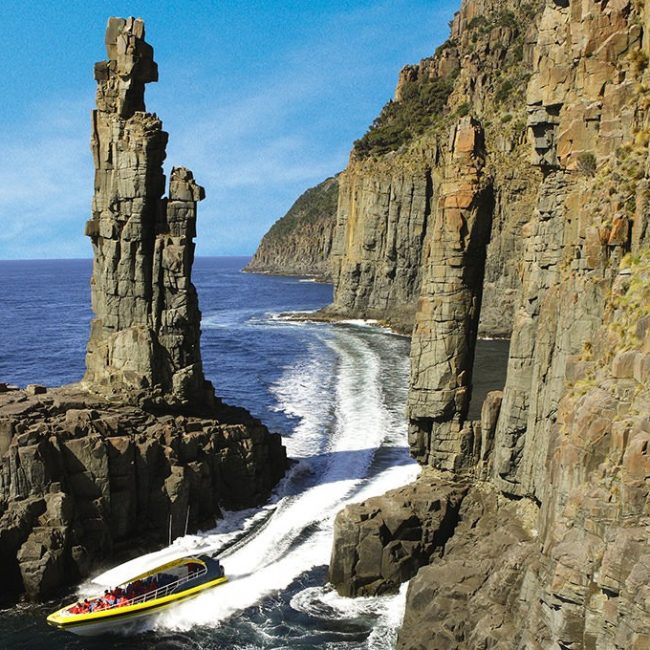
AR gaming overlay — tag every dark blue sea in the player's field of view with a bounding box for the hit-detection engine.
[0,257,509,649]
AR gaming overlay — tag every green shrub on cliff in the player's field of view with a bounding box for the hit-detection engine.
[434,38,457,58]
[495,79,514,104]
[577,152,597,177]
[352,0,542,159]
[353,75,455,157]
[497,10,517,29]
[467,15,488,32]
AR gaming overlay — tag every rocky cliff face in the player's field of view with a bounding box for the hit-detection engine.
[0,17,286,605]
[326,0,542,335]
[330,1,650,648]
[327,159,432,332]
[408,116,493,470]
[245,175,339,280]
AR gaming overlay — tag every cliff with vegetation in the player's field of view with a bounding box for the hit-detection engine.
[245,175,339,280]
[322,0,541,335]
[329,0,650,647]
[0,17,285,606]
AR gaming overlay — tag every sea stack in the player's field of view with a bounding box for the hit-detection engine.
[0,17,285,606]
[407,117,492,471]
[84,17,211,410]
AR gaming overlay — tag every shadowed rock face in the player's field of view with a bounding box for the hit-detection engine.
[326,164,433,333]
[0,16,286,605]
[84,17,211,410]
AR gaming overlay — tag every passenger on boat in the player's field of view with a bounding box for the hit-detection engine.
[68,573,177,617]
[103,589,117,605]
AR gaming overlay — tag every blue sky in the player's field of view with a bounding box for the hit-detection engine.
[0,0,457,259]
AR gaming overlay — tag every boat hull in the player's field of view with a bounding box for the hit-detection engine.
[59,606,165,637]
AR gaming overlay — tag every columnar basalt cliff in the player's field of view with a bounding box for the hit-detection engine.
[0,17,285,605]
[245,175,339,280]
[330,1,650,648]
[324,0,542,335]
[408,117,493,471]
[326,161,433,332]
[84,18,211,409]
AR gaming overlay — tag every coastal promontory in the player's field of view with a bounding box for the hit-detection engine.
[245,174,339,281]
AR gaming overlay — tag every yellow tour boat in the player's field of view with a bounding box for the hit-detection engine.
[47,554,227,636]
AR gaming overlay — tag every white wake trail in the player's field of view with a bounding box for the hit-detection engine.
[89,324,418,641]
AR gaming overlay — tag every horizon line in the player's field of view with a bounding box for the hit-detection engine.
[0,254,255,263]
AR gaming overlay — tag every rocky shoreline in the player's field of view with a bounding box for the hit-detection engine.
[272,309,412,337]
[0,384,284,604]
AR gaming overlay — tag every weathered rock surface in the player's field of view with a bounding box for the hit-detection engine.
[329,472,468,597]
[330,0,650,648]
[408,117,492,471]
[0,17,286,604]
[394,254,650,649]
[245,175,339,280]
[398,484,539,649]
[84,17,211,410]
[325,161,433,333]
[325,0,542,336]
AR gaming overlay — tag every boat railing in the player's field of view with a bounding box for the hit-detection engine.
[66,566,209,615]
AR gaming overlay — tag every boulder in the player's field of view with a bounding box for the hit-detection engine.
[329,473,468,596]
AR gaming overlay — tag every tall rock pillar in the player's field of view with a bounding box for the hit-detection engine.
[83,17,211,410]
[408,117,493,470]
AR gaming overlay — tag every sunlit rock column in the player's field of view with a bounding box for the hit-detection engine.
[407,117,493,470]
[492,0,642,500]
[83,17,211,409]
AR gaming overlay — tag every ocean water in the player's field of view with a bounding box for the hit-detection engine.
[0,257,509,649]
